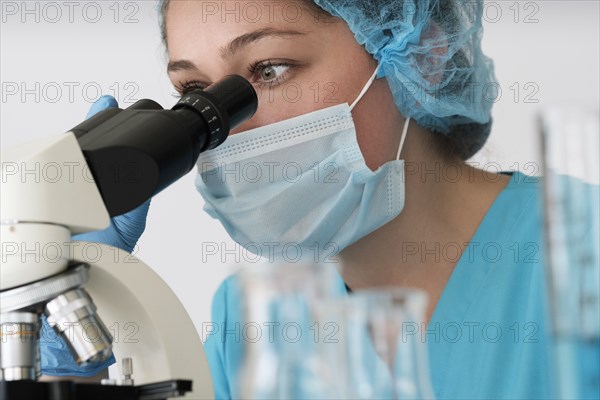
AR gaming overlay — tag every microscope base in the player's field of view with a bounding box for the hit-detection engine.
[0,379,192,400]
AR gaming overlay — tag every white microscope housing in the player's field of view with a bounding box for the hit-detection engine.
[0,132,213,399]
[0,75,258,399]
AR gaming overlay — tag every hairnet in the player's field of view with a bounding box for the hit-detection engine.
[313,0,497,158]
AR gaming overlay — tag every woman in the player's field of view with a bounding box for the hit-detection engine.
[42,1,555,398]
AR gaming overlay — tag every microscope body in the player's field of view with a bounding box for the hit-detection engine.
[0,132,213,399]
[1,133,109,289]
[0,75,258,399]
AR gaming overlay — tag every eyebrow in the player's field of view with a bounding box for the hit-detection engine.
[167,28,307,73]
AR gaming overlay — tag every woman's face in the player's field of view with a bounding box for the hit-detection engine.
[166,0,405,170]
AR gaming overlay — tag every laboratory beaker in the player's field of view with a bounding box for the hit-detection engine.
[235,260,343,399]
[316,288,436,400]
[539,106,600,399]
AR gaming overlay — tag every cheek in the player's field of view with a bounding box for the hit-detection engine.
[230,79,345,134]
[231,78,404,169]
[230,90,317,134]
[353,79,404,171]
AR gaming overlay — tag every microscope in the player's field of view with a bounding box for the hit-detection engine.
[0,75,258,399]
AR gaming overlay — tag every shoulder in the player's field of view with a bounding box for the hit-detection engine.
[504,170,599,233]
[478,171,543,244]
[501,170,542,201]
[505,169,599,200]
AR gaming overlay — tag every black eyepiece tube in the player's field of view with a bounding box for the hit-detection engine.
[205,75,258,131]
[75,75,258,216]
[127,99,163,111]
[172,75,258,151]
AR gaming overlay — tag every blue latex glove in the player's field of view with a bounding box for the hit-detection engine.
[41,96,152,376]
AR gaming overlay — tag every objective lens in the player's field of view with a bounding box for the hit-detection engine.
[45,288,113,365]
[0,312,40,381]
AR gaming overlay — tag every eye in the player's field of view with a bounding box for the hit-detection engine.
[171,60,294,98]
[172,81,207,98]
[248,61,292,88]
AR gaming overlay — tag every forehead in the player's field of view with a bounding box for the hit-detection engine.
[165,1,321,57]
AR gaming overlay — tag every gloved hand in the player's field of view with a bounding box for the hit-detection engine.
[41,95,152,377]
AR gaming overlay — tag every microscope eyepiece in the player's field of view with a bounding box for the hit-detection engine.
[72,75,258,216]
[173,75,258,151]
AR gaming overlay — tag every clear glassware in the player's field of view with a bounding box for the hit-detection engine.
[235,260,343,399]
[235,259,436,400]
[539,106,600,399]
[316,288,436,400]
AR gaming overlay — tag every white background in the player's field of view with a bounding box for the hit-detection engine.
[1,0,599,338]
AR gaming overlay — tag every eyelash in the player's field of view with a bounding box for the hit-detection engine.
[172,60,293,98]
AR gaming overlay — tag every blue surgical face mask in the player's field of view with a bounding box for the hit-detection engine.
[195,66,410,261]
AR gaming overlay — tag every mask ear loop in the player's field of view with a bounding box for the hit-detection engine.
[350,65,380,111]
[349,65,410,161]
[396,117,411,161]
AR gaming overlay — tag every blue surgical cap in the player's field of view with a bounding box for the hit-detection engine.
[158,0,496,159]
[313,0,497,158]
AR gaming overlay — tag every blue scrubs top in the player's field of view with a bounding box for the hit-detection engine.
[201,171,584,399]
[40,170,598,398]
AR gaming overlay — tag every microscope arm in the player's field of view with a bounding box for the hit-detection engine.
[73,241,214,399]
[0,76,257,397]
